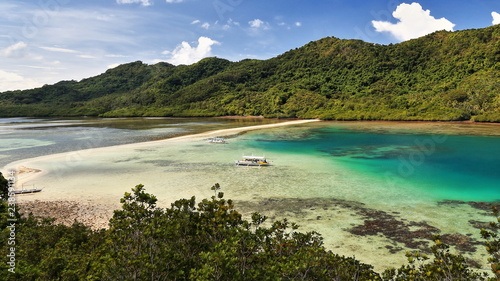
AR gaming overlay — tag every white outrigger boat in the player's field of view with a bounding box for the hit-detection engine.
[206,137,227,144]
[235,155,271,166]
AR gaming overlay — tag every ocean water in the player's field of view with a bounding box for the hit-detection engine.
[242,122,500,202]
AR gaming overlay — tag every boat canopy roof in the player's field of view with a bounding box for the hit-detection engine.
[242,155,266,160]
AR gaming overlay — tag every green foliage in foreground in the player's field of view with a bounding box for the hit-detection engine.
[1,25,500,121]
[0,172,9,201]
[0,183,499,280]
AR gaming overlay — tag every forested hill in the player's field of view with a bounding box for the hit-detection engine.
[1,25,500,121]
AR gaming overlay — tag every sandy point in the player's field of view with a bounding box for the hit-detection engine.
[2,118,320,192]
[1,118,320,228]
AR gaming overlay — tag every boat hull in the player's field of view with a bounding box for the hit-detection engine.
[14,189,42,194]
[235,161,270,166]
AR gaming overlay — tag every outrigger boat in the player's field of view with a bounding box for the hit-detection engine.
[206,137,227,144]
[235,155,271,166]
[14,184,43,194]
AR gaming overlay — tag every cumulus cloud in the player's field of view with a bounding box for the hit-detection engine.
[163,36,220,65]
[493,12,500,25]
[295,22,302,27]
[0,70,42,92]
[1,42,27,57]
[116,0,152,6]
[166,0,184,2]
[372,2,455,41]
[191,19,201,24]
[249,19,267,29]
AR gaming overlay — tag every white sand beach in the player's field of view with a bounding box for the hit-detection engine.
[4,119,319,185]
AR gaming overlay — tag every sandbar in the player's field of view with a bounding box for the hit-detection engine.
[2,119,319,229]
[3,119,319,185]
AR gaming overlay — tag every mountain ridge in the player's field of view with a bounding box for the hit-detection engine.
[1,25,499,121]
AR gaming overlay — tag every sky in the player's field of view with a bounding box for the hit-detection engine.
[0,0,499,92]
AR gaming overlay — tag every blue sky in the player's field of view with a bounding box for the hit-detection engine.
[0,0,499,92]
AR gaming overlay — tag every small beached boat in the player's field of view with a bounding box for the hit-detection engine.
[235,155,271,166]
[14,186,43,194]
[206,137,227,144]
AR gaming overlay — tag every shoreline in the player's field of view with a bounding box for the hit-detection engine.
[2,119,320,186]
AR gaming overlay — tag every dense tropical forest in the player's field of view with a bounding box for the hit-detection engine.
[1,173,500,280]
[1,25,500,122]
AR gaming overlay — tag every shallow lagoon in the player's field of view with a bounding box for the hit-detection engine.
[2,119,500,271]
[0,117,283,167]
[243,121,500,202]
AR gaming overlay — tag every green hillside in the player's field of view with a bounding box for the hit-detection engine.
[1,25,500,121]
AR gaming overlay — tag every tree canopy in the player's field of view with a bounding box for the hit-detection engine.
[1,178,500,280]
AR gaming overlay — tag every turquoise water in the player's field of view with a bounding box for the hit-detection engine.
[244,123,500,202]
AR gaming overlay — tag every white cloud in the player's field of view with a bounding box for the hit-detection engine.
[78,54,97,59]
[19,65,52,70]
[0,70,42,92]
[1,42,27,57]
[166,0,185,2]
[201,22,210,29]
[493,12,500,25]
[40,46,79,53]
[163,36,220,65]
[222,18,240,30]
[249,19,266,29]
[191,20,211,30]
[372,2,455,41]
[295,22,302,27]
[116,0,152,6]
[228,18,240,26]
